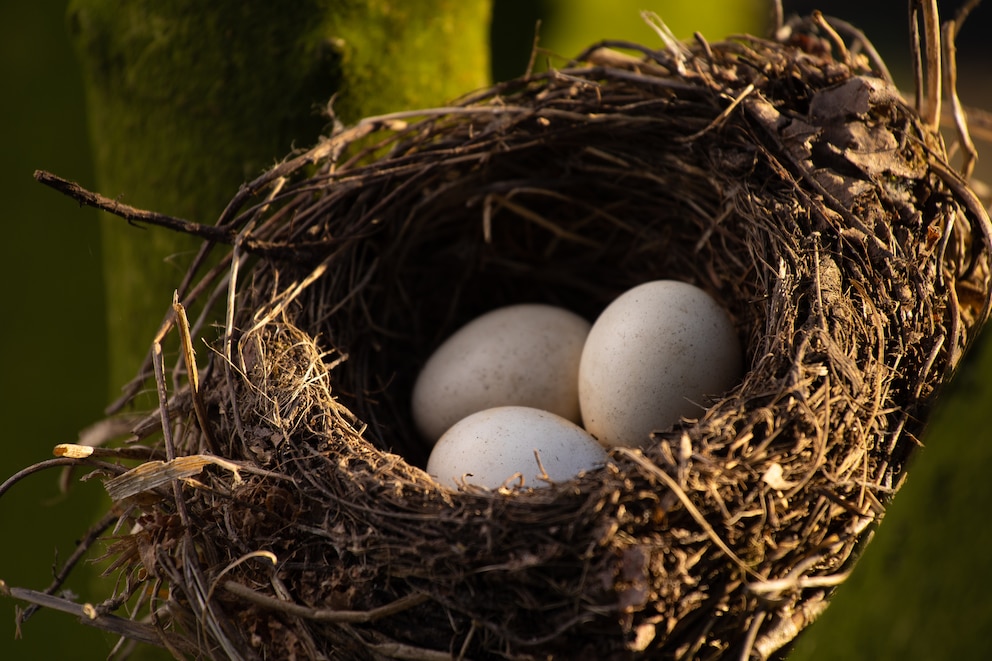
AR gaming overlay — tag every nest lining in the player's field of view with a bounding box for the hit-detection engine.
[13,13,992,661]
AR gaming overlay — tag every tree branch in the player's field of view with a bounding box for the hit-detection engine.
[34,170,235,244]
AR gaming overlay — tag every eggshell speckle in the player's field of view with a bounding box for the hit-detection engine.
[412,304,591,443]
[426,406,608,489]
[578,280,743,448]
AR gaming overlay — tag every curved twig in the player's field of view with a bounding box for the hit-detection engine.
[221,582,429,623]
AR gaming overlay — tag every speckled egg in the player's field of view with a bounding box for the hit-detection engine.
[426,406,608,489]
[412,304,591,443]
[578,280,743,448]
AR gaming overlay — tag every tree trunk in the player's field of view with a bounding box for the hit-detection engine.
[68,0,491,389]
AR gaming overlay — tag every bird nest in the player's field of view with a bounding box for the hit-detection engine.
[7,9,992,661]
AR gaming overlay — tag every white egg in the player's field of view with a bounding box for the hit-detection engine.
[426,406,608,489]
[412,304,591,443]
[578,280,743,448]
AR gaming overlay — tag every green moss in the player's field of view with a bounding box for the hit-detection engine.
[67,0,491,389]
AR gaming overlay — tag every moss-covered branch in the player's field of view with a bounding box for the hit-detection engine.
[68,0,491,389]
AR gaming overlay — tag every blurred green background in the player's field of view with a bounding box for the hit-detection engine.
[0,1,112,658]
[1,1,989,658]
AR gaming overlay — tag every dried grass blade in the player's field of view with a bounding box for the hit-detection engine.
[172,292,216,452]
[104,455,244,502]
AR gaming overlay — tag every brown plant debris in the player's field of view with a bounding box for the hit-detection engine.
[7,9,992,661]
